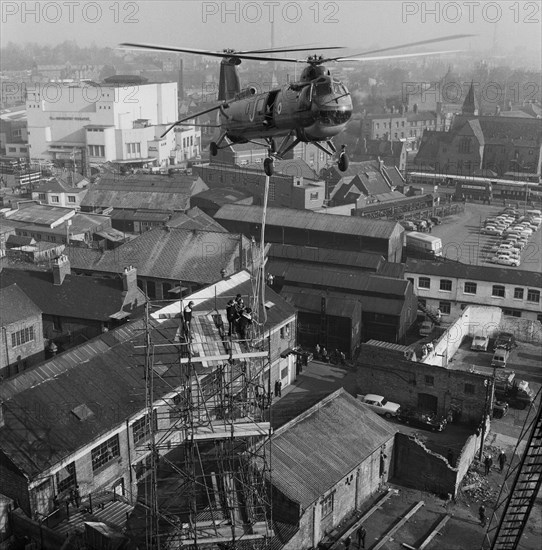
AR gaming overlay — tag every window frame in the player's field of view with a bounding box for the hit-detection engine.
[321,492,334,518]
[464,281,477,294]
[91,434,120,472]
[527,289,540,303]
[492,285,506,298]
[513,287,524,300]
[439,301,451,314]
[440,279,452,292]
[418,277,431,289]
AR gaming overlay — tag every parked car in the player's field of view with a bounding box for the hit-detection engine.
[482,226,503,235]
[400,220,417,231]
[419,320,434,336]
[494,332,517,351]
[357,394,401,418]
[397,408,447,432]
[491,255,520,266]
[430,216,442,225]
[491,348,510,369]
[471,335,489,351]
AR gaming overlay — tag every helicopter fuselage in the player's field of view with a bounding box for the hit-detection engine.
[220,72,352,144]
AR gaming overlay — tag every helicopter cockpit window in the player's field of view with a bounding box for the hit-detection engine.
[319,109,352,125]
[315,81,333,96]
[333,81,347,95]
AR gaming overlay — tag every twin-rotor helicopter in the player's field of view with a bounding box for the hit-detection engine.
[121,35,470,176]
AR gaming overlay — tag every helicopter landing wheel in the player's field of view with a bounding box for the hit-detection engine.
[338,150,349,172]
[210,142,218,156]
[264,157,274,177]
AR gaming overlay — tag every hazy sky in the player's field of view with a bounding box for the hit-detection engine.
[1,0,540,59]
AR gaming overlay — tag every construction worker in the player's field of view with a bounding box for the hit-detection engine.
[226,300,237,336]
[183,301,194,329]
[356,525,366,548]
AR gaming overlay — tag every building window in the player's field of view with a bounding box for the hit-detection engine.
[51,196,59,203]
[425,375,434,386]
[464,384,475,395]
[492,285,505,298]
[132,411,157,445]
[440,279,452,291]
[91,434,120,471]
[419,277,430,289]
[38,193,46,201]
[89,145,104,157]
[11,326,35,348]
[407,277,414,285]
[68,195,76,203]
[126,142,141,156]
[309,192,319,201]
[527,289,540,303]
[503,309,522,318]
[56,462,76,493]
[280,324,290,339]
[53,316,62,331]
[439,301,451,314]
[464,281,477,294]
[513,288,524,300]
[321,493,334,518]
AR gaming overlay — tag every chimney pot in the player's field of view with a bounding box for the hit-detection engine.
[53,254,71,285]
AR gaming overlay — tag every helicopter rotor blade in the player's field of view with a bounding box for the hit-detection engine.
[338,49,465,62]
[160,103,226,138]
[316,34,475,64]
[239,45,344,54]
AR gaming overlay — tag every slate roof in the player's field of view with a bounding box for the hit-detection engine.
[3,203,74,226]
[65,227,248,284]
[0,318,192,478]
[0,268,145,321]
[280,285,361,318]
[191,187,253,206]
[81,174,195,211]
[260,389,395,509]
[214,204,402,240]
[167,207,227,232]
[405,258,542,288]
[0,284,42,326]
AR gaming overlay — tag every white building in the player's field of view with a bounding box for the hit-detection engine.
[405,258,542,322]
[25,80,200,169]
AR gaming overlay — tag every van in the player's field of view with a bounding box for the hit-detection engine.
[526,209,541,218]
[491,348,510,369]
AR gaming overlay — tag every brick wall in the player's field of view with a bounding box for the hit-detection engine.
[0,453,30,515]
[356,348,487,424]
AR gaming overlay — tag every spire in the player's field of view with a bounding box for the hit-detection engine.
[462,81,479,116]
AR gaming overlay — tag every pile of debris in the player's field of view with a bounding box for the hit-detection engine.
[460,468,500,504]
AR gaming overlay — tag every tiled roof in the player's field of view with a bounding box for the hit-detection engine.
[214,204,402,240]
[405,258,542,288]
[0,284,42,325]
[0,268,145,321]
[81,174,195,211]
[260,389,395,509]
[65,227,248,284]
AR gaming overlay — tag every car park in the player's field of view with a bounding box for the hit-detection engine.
[397,408,447,432]
[471,335,489,351]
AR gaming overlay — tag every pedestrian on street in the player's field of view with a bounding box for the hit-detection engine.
[447,448,454,466]
[277,380,282,397]
[274,380,279,399]
[74,485,81,508]
[484,455,493,475]
[479,504,487,527]
[356,525,366,548]
[343,535,351,549]
[498,450,507,473]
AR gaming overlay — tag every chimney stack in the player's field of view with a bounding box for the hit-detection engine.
[53,254,71,285]
[122,265,137,292]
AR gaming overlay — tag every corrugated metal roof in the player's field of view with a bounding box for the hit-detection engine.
[269,244,384,271]
[261,389,395,509]
[214,205,402,240]
[65,227,248,284]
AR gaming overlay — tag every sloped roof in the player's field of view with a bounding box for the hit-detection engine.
[0,268,145,321]
[191,187,253,206]
[65,227,247,284]
[280,285,361,318]
[261,389,395,509]
[214,204,402,240]
[269,244,384,271]
[81,174,195,211]
[0,318,197,478]
[0,284,42,326]
[405,258,542,288]
[167,207,228,232]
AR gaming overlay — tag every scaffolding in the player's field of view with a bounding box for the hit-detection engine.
[130,173,274,548]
